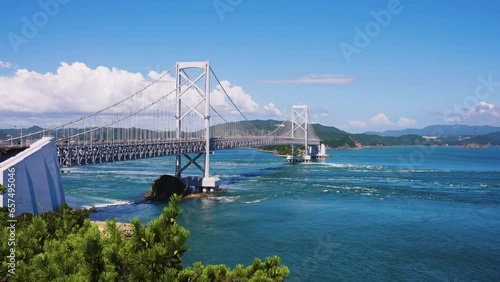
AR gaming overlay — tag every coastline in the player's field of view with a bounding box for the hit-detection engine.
[259,144,497,152]
[89,191,225,233]
[183,193,210,199]
[256,148,288,157]
[91,220,132,236]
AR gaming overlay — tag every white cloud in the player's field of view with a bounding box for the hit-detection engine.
[0,62,278,127]
[0,62,148,113]
[263,102,282,116]
[0,61,12,68]
[397,116,417,127]
[344,114,417,132]
[370,113,394,125]
[309,107,330,119]
[463,101,500,125]
[259,74,355,85]
[467,101,497,115]
[348,120,367,128]
[211,80,260,114]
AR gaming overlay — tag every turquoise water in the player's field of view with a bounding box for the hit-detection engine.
[62,147,500,281]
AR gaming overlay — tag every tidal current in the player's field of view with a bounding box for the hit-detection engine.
[62,146,500,281]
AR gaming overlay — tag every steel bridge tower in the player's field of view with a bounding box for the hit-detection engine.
[175,61,220,189]
[289,105,312,162]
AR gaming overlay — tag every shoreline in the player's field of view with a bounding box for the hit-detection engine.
[183,189,227,199]
[89,191,227,232]
[91,220,132,236]
[183,193,210,199]
[338,144,499,150]
[258,144,497,154]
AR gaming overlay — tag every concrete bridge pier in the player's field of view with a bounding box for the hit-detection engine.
[181,175,221,192]
[309,143,331,159]
[286,143,330,163]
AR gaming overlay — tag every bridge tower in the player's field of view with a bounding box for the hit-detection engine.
[289,105,311,162]
[175,61,220,189]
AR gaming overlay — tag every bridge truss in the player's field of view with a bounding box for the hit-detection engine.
[1,61,325,188]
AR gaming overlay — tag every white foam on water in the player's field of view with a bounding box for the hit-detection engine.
[208,196,239,203]
[207,195,272,204]
[239,198,270,204]
[320,163,384,171]
[321,163,357,168]
[82,198,132,209]
[393,169,451,173]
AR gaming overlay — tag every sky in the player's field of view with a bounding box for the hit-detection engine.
[1,0,499,133]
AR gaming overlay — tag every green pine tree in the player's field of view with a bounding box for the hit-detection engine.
[1,194,289,281]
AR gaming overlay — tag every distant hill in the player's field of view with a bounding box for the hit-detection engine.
[365,125,500,137]
[268,122,438,148]
[353,134,431,147]
[310,123,355,148]
[299,123,499,148]
[2,123,498,148]
[311,123,348,135]
[459,131,500,146]
[485,131,500,142]
[1,126,44,137]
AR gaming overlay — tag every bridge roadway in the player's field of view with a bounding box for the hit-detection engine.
[56,136,321,166]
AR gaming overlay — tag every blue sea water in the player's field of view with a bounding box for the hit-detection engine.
[62,146,500,281]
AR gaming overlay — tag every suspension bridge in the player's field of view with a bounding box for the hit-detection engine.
[1,61,328,189]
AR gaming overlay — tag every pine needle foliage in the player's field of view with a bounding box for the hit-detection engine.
[1,194,289,281]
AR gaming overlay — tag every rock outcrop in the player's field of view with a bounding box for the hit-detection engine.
[143,175,190,201]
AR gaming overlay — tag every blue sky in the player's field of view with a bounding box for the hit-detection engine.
[1,0,499,132]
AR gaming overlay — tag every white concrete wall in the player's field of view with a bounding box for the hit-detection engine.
[320,143,327,155]
[0,137,65,215]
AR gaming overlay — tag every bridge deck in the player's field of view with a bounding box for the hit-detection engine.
[56,137,321,166]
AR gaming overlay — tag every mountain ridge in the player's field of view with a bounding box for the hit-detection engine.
[1,122,498,148]
[365,124,500,137]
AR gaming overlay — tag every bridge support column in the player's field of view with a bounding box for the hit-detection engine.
[175,61,220,189]
[287,105,311,162]
[309,142,331,159]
